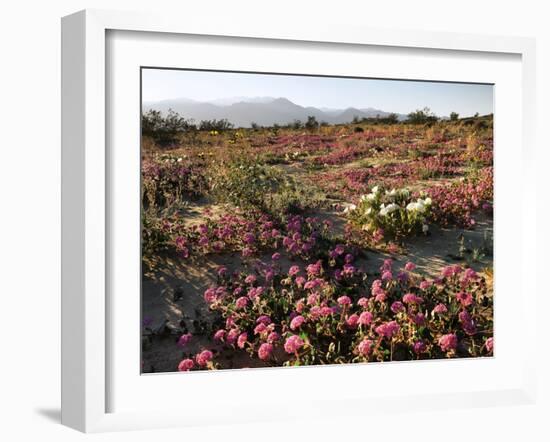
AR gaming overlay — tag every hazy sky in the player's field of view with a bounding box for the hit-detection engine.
[142,68,493,117]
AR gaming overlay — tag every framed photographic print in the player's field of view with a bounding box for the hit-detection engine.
[61,9,537,432]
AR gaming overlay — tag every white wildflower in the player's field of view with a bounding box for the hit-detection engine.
[381,203,399,216]
[343,203,357,214]
[407,200,427,213]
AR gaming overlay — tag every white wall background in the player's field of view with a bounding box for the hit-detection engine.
[0,1,548,440]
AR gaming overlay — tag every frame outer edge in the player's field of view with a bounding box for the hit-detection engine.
[61,10,87,432]
[60,8,538,432]
[520,39,537,403]
[62,9,108,433]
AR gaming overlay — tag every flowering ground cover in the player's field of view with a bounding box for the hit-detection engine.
[141,117,494,373]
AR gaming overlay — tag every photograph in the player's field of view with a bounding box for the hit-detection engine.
[140,68,494,373]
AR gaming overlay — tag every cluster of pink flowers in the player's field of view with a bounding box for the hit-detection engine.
[426,168,493,228]
[160,210,283,260]
[178,349,214,372]
[142,155,208,204]
[181,251,492,372]
[280,215,330,259]
[375,321,400,339]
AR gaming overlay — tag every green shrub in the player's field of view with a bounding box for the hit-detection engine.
[209,161,278,210]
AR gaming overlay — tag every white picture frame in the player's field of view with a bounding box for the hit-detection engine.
[61,9,537,433]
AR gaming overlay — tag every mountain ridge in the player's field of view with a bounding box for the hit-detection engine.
[142,96,408,127]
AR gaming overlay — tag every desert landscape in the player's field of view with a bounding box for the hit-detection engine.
[140,72,493,373]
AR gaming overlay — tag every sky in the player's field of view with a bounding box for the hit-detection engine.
[142,68,493,117]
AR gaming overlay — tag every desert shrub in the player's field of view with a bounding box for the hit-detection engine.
[141,210,172,260]
[346,186,432,239]
[208,160,279,210]
[406,107,439,125]
[264,179,327,216]
[142,109,196,145]
[198,119,234,132]
[209,159,327,216]
[305,115,320,131]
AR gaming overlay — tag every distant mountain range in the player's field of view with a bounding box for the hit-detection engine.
[142,97,409,128]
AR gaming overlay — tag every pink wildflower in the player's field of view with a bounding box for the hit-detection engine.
[304,279,323,290]
[391,301,405,313]
[284,335,305,354]
[310,306,322,320]
[267,331,280,343]
[456,291,473,307]
[375,321,400,339]
[334,244,345,255]
[226,328,240,345]
[177,333,192,348]
[413,341,427,354]
[203,287,217,303]
[307,292,319,305]
[402,293,423,305]
[254,323,267,335]
[357,339,374,356]
[357,297,369,308]
[411,312,426,326]
[235,296,248,309]
[256,315,271,325]
[289,265,301,276]
[290,315,305,330]
[337,295,352,306]
[306,260,323,276]
[346,314,359,328]
[419,280,432,290]
[358,311,373,326]
[258,343,273,361]
[405,262,416,272]
[195,350,213,367]
[213,329,226,342]
[178,358,194,372]
[438,334,458,352]
[458,310,477,335]
[243,232,256,244]
[237,332,248,349]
